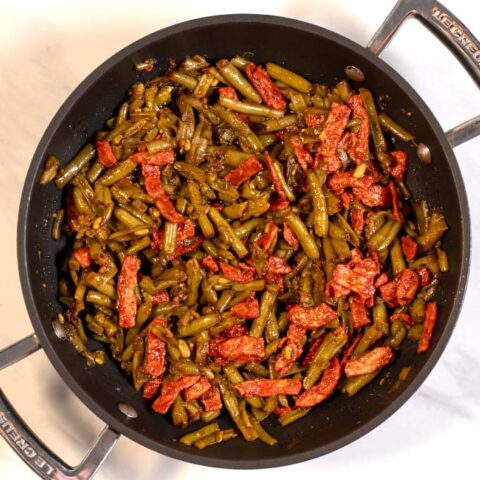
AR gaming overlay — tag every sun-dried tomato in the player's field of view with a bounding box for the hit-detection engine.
[390,150,408,181]
[417,301,438,353]
[229,294,260,319]
[264,152,287,201]
[389,180,403,223]
[289,136,313,173]
[379,268,419,307]
[346,95,369,165]
[117,255,141,328]
[390,312,414,326]
[340,333,362,367]
[275,323,306,376]
[143,377,162,399]
[287,303,337,329]
[341,192,354,210]
[401,236,418,262]
[245,63,286,110]
[304,112,325,128]
[268,254,292,275]
[317,103,351,171]
[257,221,280,252]
[282,222,299,249]
[327,253,379,301]
[220,262,256,283]
[351,208,365,235]
[302,335,325,367]
[200,386,223,412]
[151,219,195,249]
[353,184,390,208]
[150,291,169,306]
[167,235,203,261]
[217,336,265,363]
[396,269,420,306]
[73,246,92,268]
[417,267,432,287]
[152,376,200,414]
[129,148,175,166]
[142,163,184,223]
[218,86,239,100]
[224,156,264,186]
[142,319,168,378]
[295,358,341,408]
[344,346,393,377]
[96,140,117,168]
[184,376,212,401]
[327,170,377,193]
[200,255,219,273]
[234,378,302,397]
[350,299,371,328]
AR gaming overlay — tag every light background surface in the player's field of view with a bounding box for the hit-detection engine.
[0,0,479,478]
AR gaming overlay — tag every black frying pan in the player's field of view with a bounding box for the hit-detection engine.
[1,0,479,477]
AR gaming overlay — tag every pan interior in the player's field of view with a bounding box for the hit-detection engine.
[18,15,468,468]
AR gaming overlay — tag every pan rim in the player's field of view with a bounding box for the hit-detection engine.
[16,13,470,469]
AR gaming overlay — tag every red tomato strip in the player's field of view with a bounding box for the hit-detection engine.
[217,336,265,363]
[96,140,117,168]
[417,301,438,353]
[287,303,337,329]
[117,255,141,328]
[346,95,369,165]
[152,376,201,414]
[289,136,312,173]
[130,148,175,166]
[184,376,212,401]
[142,163,184,223]
[344,346,393,377]
[317,103,351,171]
[275,324,306,376]
[73,246,92,268]
[390,150,408,181]
[229,294,260,319]
[401,236,418,261]
[257,221,280,251]
[296,358,341,408]
[234,378,302,398]
[245,63,286,110]
[219,262,256,283]
[224,156,263,186]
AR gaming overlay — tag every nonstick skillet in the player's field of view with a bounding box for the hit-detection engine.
[1,0,479,478]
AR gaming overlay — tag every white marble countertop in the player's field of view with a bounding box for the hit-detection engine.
[1,0,479,479]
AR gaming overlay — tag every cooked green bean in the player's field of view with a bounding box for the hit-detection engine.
[379,112,415,143]
[285,213,320,259]
[390,237,406,275]
[55,144,96,189]
[220,97,283,121]
[208,207,249,258]
[266,63,312,93]
[217,59,262,103]
[359,88,386,155]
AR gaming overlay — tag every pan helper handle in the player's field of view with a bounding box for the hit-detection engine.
[368,0,480,147]
[0,335,119,480]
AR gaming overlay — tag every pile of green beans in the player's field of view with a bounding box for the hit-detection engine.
[41,54,448,449]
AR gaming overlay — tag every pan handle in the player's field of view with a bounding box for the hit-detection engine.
[367,0,480,147]
[0,335,119,480]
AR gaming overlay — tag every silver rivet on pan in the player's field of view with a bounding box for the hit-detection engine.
[344,65,365,82]
[52,318,67,340]
[118,402,139,419]
[417,143,432,164]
